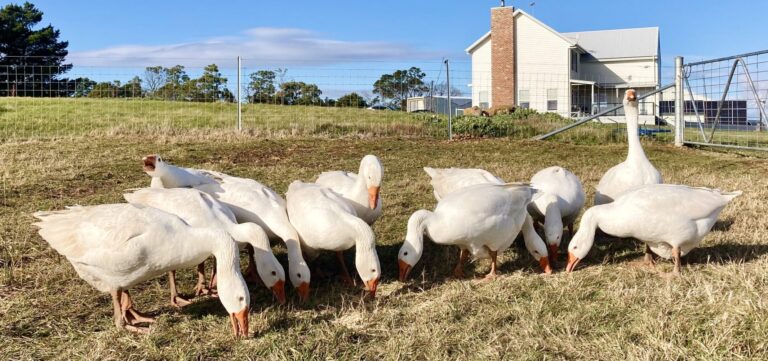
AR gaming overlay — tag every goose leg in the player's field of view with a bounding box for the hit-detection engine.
[111,290,125,330]
[244,244,262,285]
[208,258,219,297]
[168,271,192,308]
[337,251,356,287]
[194,262,212,296]
[644,245,657,267]
[453,248,469,278]
[121,290,155,326]
[483,248,499,281]
[672,246,682,275]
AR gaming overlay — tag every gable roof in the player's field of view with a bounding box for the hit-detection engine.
[562,27,659,60]
[466,9,659,60]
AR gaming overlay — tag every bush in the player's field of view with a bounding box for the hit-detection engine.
[451,108,570,138]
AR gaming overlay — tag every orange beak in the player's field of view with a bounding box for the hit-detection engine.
[367,186,380,209]
[229,306,249,337]
[365,278,379,298]
[539,257,553,274]
[398,259,412,282]
[548,244,559,266]
[296,282,310,303]
[142,155,156,172]
[271,279,286,305]
[566,252,581,273]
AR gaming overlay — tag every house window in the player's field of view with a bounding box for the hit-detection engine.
[547,89,558,111]
[518,90,530,109]
[571,50,578,72]
[479,91,489,110]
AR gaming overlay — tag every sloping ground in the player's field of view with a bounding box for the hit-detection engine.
[1,136,767,359]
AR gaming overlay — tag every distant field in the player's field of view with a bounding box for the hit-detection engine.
[2,135,767,359]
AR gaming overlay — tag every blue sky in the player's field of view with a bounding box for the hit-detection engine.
[6,0,767,96]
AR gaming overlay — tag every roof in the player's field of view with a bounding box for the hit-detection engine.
[562,27,659,60]
[466,9,659,60]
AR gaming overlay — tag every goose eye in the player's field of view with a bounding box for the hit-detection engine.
[238,296,244,302]
[271,271,277,276]
[574,246,578,250]
[297,273,301,278]
[403,251,408,256]
[371,269,376,273]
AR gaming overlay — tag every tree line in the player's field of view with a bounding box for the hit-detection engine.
[0,2,461,109]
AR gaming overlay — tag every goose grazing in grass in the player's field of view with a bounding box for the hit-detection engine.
[566,184,741,275]
[398,183,551,281]
[527,166,585,264]
[124,188,286,306]
[285,181,381,297]
[594,89,662,205]
[315,154,383,225]
[143,155,312,302]
[33,204,250,336]
[423,167,504,201]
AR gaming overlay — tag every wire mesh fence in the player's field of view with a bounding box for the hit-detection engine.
[681,50,768,150]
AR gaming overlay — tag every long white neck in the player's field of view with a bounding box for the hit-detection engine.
[156,164,206,188]
[403,209,432,257]
[624,102,646,161]
[228,223,270,256]
[571,207,601,259]
[520,214,546,259]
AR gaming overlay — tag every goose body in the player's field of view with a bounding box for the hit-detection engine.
[594,89,662,205]
[33,204,250,335]
[316,154,383,225]
[285,181,381,296]
[142,155,311,300]
[423,167,504,201]
[123,188,286,304]
[398,183,551,281]
[527,166,586,259]
[567,184,741,274]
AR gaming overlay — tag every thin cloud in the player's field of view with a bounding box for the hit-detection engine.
[68,27,436,68]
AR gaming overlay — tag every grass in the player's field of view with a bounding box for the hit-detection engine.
[2,134,768,360]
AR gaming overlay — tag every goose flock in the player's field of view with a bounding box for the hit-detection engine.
[33,89,741,337]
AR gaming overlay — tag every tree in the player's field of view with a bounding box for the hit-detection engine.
[0,2,71,97]
[88,81,120,98]
[143,66,166,97]
[432,81,464,97]
[336,92,367,108]
[156,65,190,100]
[248,70,276,103]
[372,67,429,110]
[121,76,143,97]
[196,64,228,102]
[277,81,322,105]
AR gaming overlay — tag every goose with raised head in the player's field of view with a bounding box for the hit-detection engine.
[527,166,585,263]
[315,154,383,225]
[285,181,381,297]
[566,184,741,274]
[422,167,504,201]
[398,183,551,281]
[594,89,662,205]
[124,188,286,306]
[33,204,250,336]
[142,155,312,301]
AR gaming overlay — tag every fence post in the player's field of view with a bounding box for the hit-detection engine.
[674,56,684,147]
[445,59,452,140]
[237,56,242,131]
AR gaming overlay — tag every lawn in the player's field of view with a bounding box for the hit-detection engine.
[2,134,767,360]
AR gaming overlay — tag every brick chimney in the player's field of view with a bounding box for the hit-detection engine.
[491,6,516,107]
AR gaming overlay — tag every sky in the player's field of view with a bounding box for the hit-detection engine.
[4,0,767,96]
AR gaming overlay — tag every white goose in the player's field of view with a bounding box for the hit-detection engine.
[33,204,250,336]
[285,181,381,297]
[594,89,662,205]
[315,154,383,225]
[143,155,312,301]
[566,184,741,274]
[423,167,503,201]
[398,183,551,281]
[527,166,586,263]
[123,188,286,306]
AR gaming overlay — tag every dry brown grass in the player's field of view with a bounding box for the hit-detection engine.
[1,135,768,360]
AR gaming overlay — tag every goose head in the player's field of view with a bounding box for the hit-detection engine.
[397,239,422,282]
[142,154,166,176]
[360,155,383,209]
[565,221,596,273]
[236,223,287,305]
[624,89,637,105]
[355,247,381,298]
[215,254,251,337]
[289,259,311,302]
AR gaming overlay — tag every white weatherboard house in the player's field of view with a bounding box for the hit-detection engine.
[467,6,661,124]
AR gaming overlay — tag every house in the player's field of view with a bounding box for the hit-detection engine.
[466,5,661,124]
[406,95,472,116]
